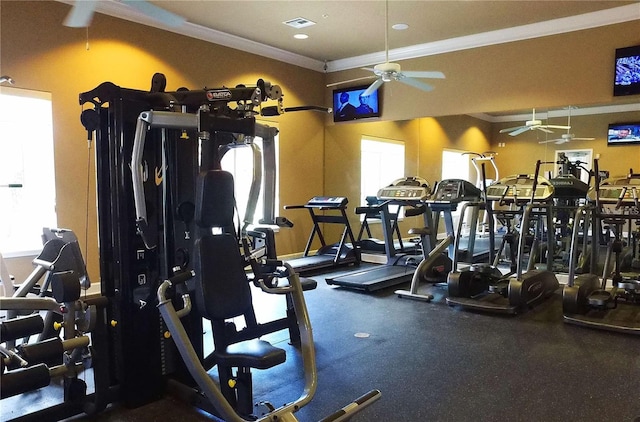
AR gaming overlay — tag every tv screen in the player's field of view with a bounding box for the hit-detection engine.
[333,85,380,122]
[614,45,640,96]
[607,122,640,146]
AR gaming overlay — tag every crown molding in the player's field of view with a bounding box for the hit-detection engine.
[469,103,640,123]
[56,1,639,74]
[56,0,327,72]
[326,3,640,72]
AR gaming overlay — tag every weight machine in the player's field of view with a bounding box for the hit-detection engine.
[74,74,379,420]
[0,228,110,421]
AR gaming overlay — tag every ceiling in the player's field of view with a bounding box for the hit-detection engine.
[58,1,640,73]
[55,0,640,120]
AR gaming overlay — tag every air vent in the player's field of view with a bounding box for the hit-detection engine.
[283,17,316,29]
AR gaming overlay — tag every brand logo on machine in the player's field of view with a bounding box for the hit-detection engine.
[528,281,543,294]
[155,166,166,186]
[206,89,232,101]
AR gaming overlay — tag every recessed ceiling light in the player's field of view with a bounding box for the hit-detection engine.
[392,23,409,30]
[294,34,309,40]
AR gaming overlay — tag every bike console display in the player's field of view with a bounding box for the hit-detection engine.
[429,179,481,203]
[587,174,640,206]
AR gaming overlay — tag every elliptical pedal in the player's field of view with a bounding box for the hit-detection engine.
[488,280,509,297]
[587,290,613,309]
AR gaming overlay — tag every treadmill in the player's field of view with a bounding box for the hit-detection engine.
[284,196,360,274]
[326,177,431,292]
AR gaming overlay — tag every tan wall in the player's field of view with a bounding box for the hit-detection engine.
[1,1,325,281]
[322,114,491,241]
[2,1,639,282]
[325,22,640,119]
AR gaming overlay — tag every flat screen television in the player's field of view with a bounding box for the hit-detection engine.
[607,122,640,146]
[332,85,380,122]
[614,45,640,96]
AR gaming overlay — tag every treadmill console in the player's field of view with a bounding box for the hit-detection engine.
[486,174,554,204]
[429,179,481,203]
[587,176,640,205]
[377,177,431,201]
[306,196,348,208]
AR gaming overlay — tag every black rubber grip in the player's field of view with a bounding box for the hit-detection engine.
[0,364,51,399]
[0,315,44,343]
[169,270,194,286]
[17,338,64,367]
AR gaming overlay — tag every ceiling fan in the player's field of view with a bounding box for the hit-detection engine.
[538,107,595,144]
[64,0,186,28]
[499,108,571,137]
[326,0,445,96]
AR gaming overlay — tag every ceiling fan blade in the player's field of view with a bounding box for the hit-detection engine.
[507,126,532,136]
[535,127,555,134]
[499,125,526,133]
[397,76,434,92]
[326,76,376,88]
[361,67,376,72]
[538,139,562,144]
[63,0,98,27]
[362,79,384,97]
[401,71,446,79]
[543,125,571,130]
[121,0,186,27]
[572,137,595,141]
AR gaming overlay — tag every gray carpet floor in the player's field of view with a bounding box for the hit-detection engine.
[3,263,640,421]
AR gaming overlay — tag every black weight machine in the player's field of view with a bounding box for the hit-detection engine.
[75,75,379,420]
[563,162,640,335]
[326,177,432,292]
[281,196,360,275]
[0,228,110,422]
[446,162,560,314]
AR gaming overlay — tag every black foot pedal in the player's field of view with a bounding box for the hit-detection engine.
[587,290,612,308]
[489,281,508,296]
[618,279,640,292]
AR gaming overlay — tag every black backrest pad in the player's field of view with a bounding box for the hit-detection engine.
[193,169,253,320]
[195,170,235,229]
[195,233,253,320]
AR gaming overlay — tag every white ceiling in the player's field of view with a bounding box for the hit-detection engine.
[58,1,640,73]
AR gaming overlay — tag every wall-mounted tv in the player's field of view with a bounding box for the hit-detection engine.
[614,45,640,96]
[332,85,380,122]
[607,122,640,146]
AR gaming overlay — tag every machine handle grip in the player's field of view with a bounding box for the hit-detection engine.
[136,218,157,250]
[168,269,195,286]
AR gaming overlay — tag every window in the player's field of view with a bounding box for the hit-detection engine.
[0,88,56,256]
[441,149,470,182]
[360,137,405,205]
[220,123,279,228]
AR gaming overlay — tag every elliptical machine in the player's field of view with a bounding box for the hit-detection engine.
[446,161,560,314]
[562,162,640,334]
